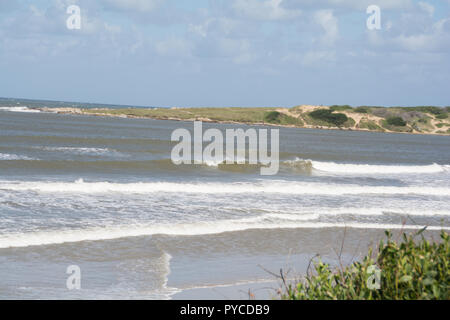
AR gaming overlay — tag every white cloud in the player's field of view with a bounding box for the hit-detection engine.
[394,33,436,51]
[302,50,336,66]
[418,2,434,17]
[367,15,450,53]
[314,9,338,46]
[188,21,210,38]
[285,0,412,11]
[233,0,301,21]
[282,50,336,66]
[218,38,255,64]
[0,0,19,12]
[188,18,242,38]
[101,0,163,13]
[155,37,193,58]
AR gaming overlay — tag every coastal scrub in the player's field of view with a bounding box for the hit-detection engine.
[283,230,449,300]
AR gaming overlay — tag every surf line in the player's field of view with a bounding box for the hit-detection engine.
[171,121,279,175]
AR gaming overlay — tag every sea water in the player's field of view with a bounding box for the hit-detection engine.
[0,105,449,299]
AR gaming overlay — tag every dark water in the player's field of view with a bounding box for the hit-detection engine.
[0,107,449,299]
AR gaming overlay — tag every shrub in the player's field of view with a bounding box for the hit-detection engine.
[386,116,407,126]
[436,113,448,120]
[283,230,449,300]
[330,105,353,112]
[264,111,281,123]
[309,109,348,127]
[401,106,446,115]
[400,111,425,122]
[263,111,303,126]
[354,106,370,114]
[371,108,395,118]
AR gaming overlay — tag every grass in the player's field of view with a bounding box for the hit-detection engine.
[84,107,276,123]
[382,121,412,132]
[282,230,449,300]
[359,119,384,131]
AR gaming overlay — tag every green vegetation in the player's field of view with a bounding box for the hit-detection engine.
[436,113,448,120]
[329,105,353,112]
[359,120,384,131]
[77,105,449,134]
[264,111,281,123]
[386,116,407,127]
[343,117,356,128]
[399,106,447,116]
[354,106,370,114]
[283,230,449,300]
[412,118,434,133]
[84,107,276,123]
[263,111,303,126]
[309,109,349,127]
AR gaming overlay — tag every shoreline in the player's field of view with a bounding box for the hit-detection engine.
[171,279,280,300]
[36,106,450,137]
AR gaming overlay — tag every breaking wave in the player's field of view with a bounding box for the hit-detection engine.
[0,218,448,249]
[284,158,450,175]
[0,153,37,160]
[0,106,40,113]
[36,146,125,157]
[0,179,449,196]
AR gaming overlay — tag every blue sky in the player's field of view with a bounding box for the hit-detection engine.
[0,0,449,107]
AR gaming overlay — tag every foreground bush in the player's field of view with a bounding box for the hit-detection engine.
[283,230,449,300]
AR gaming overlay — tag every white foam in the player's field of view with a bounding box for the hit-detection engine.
[262,207,450,217]
[261,213,320,221]
[39,147,119,156]
[1,179,449,196]
[288,158,449,175]
[0,106,40,113]
[0,153,36,160]
[305,207,450,217]
[202,156,248,167]
[0,219,448,249]
[179,278,277,291]
[161,252,182,299]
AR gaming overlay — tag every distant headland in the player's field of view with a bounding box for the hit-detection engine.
[36,104,450,135]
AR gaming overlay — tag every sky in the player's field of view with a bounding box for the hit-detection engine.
[0,0,449,108]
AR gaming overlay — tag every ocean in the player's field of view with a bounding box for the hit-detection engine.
[0,105,449,299]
